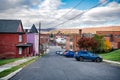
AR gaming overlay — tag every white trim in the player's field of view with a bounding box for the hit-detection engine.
[19,47,22,54]
[19,35,22,42]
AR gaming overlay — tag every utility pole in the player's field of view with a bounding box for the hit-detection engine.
[39,22,41,56]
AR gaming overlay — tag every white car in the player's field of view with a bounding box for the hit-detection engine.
[56,51,63,55]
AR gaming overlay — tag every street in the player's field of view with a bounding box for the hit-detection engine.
[9,46,120,80]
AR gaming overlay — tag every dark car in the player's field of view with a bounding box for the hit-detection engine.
[75,50,102,62]
[64,50,75,57]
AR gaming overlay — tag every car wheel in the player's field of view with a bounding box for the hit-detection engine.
[76,58,80,61]
[95,58,101,62]
[92,60,95,62]
[79,57,84,61]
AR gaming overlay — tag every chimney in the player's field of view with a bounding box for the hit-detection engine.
[79,29,82,35]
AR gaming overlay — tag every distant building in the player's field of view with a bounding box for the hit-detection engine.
[40,33,49,53]
[81,26,120,34]
[65,30,82,51]
[0,19,32,59]
[97,31,120,49]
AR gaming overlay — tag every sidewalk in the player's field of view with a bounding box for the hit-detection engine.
[0,57,36,73]
[103,59,120,65]
[0,57,37,80]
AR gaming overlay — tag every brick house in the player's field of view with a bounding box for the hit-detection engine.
[96,31,120,49]
[40,33,50,53]
[0,19,32,59]
[65,30,81,51]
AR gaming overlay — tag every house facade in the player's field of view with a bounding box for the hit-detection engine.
[40,33,50,53]
[0,19,32,59]
[65,30,81,51]
[27,24,39,56]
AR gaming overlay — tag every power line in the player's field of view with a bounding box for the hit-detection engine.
[52,0,108,28]
[47,0,84,26]
[56,0,83,20]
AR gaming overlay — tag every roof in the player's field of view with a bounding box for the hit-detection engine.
[16,43,32,47]
[0,19,23,33]
[29,24,38,33]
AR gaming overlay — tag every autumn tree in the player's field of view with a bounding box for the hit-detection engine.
[104,39,112,52]
[77,37,98,52]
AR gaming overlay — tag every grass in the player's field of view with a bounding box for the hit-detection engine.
[100,49,120,62]
[0,57,39,78]
[0,58,23,66]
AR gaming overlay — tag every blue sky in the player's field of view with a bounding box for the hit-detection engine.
[0,0,120,29]
[60,0,99,10]
[59,0,120,10]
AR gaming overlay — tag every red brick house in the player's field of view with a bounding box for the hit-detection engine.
[65,30,81,51]
[0,19,32,59]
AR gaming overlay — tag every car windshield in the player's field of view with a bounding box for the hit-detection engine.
[88,52,95,56]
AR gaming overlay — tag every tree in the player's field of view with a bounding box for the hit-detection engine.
[104,39,112,52]
[93,34,105,52]
[77,37,98,52]
[49,33,54,38]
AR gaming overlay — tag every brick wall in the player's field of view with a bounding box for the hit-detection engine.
[0,33,27,58]
[97,31,120,49]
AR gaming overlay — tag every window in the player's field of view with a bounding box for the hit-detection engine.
[70,45,72,49]
[70,38,73,42]
[19,47,22,55]
[19,35,22,42]
[115,35,120,38]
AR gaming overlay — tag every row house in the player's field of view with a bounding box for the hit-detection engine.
[26,27,50,54]
[0,19,32,59]
[26,24,39,56]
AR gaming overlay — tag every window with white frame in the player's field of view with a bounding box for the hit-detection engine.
[19,34,22,42]
[19,47,22,54]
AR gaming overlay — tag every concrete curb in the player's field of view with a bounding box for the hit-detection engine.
[0,68,23,80]
[103,60,120,65]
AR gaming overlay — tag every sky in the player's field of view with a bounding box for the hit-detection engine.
[0,0,120,29]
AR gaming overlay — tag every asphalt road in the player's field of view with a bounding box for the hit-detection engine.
[9,46,120,80]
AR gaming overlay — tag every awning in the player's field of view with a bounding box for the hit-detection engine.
[16,43,32,47]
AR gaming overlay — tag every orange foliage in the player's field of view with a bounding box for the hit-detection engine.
[104,39,112,52]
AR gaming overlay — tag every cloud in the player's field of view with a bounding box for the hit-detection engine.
[39,0,62,10]
[80,2,120,26]
[0,0,120,29]
[0,0,42,11]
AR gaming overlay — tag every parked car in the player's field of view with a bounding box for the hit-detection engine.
[75,50,102,62]
[64,50,75,57]
[56,51,63,55]
[63,50,69,55]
